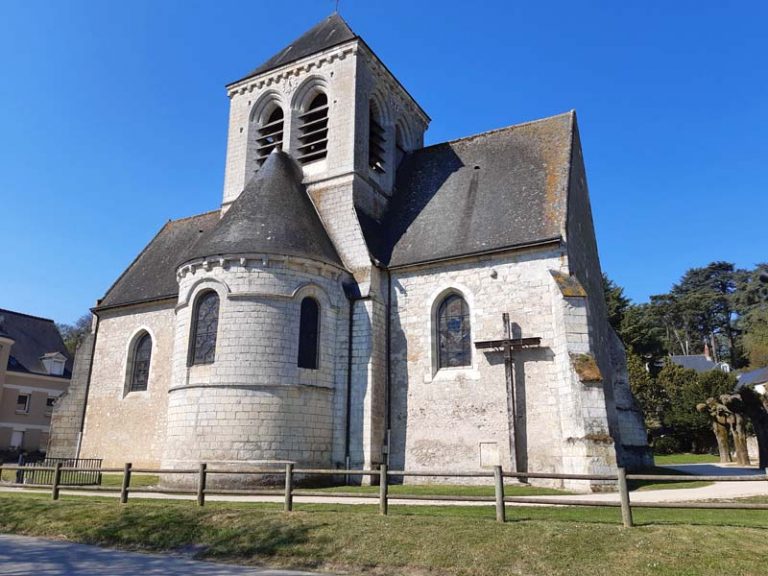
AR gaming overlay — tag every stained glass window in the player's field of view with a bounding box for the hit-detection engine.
[130,332,152,392]
[191,291,219,365]
[437,294,471,369]
[298,297,320,369]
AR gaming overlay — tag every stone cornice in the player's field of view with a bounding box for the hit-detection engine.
[226,41,358,98]
[177,254,347,284]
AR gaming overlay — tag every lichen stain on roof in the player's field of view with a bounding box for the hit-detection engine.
[571,353,603,383]
[368,112,575,267]
[180,151,342,268]
[99,210,220,309]
[550,270,588,297]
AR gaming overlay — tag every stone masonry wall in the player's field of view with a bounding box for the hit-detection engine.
[389,246,616,486]
[47,329,96,458]
[564,122,651,469]
[78,302,176,468]
[162,255,350,477]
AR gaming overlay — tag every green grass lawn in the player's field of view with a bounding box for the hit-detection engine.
[0,492,767,575]
[629,466,714,492]
[654,453,721,465]
[100,473,159,488]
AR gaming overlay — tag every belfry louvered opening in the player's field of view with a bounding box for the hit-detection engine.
[255,106,284,166]
[296,93,328,164]
[369,106,386,173]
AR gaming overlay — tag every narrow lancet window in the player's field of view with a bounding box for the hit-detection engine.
[296,93,328,164]
[298,297,320,369]
[437,294,471,369]
[255,106,284,166]
[190,291,219,365]
[129,332,152,392]
[369,105,386,173]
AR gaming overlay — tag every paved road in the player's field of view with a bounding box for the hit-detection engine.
[0,534,329,576]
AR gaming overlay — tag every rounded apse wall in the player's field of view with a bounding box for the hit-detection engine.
[160,255,348,488]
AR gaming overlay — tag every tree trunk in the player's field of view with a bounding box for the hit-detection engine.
[713,421,732,463]
[730,416,750,466]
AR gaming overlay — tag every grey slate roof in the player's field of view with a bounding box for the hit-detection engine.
[738,366,768,388]
[0,309,72,378]
[98,211,220,309]
[180,151,342,268]
[231,14,357,85]
[669,355,718,373]
[365,112,574,267]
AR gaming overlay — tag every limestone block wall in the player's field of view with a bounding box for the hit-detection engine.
[163,255,350,476]
[78,302,176,468]
[47,329,96,458]
[564,122,651,469]
[390,246,587,483]
[548,287,617,490]
[347,293,387,471]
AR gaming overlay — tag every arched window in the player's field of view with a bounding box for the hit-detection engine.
[297,297,320,369]
[437,294,472,369]
[129,332,152,392]
[296,93,328,164]
[255,105,284,166]
[190,291,219,365]
[369,102,386,173]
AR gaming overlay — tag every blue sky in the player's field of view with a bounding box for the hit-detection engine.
[1,1,766,325]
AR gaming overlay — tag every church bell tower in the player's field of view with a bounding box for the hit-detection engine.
[220,14,430,254]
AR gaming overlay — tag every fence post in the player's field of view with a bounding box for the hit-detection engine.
[120,462,132,504]
[0,461,3,484]
[51,462,63,501]
[284,462,294,512]
[617,467,634,528]
[379,463,388,516]
[494,465,506,523]
[197,463,207,507]
[16,453,24,484]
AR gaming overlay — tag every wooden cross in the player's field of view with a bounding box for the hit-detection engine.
[475,314,542,476]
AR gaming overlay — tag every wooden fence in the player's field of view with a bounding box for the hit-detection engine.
[1,461,766,528]
[13,457,102,487]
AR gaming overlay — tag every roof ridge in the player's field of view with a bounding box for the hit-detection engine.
[0,308,56,324]
[418,110,575,153]
[230,13,358,86]
[169,209,219,225]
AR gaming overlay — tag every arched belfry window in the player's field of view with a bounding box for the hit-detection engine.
[129,332,152,392]
[296,93,328,164]
[395,125,407,168]
[369,102,386,173]
[255,105,284,166]
[297,297,320,369]
[190,291,219,365]
[437,293,472,369]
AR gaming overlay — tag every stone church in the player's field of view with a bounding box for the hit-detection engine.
[49,14,651,489]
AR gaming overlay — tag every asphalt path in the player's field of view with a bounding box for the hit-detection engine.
[0,534,330,576]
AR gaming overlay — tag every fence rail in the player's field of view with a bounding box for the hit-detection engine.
[1,460,766,528]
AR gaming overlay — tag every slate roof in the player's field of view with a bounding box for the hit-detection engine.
[0,309,72,378]
[738,366,768,388]
[365,112,574,267]
[98,211,220,309]
[231,14,357,85]
[669,355,718,373]
[180,151,342,268]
